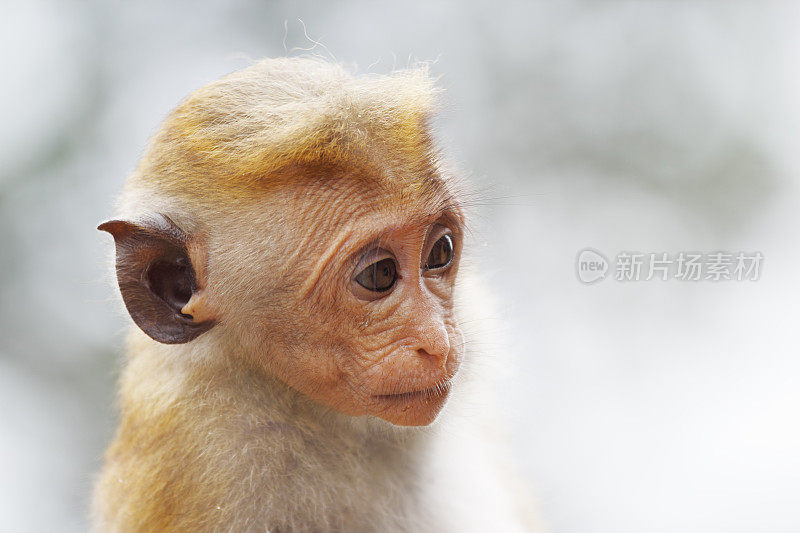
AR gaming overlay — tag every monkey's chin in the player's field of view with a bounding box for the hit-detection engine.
[369,381,453,427]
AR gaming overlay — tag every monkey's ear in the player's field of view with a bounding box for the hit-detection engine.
[98,215,215,344]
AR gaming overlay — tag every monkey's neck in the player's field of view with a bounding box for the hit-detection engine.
[128,335,423,456]
[103,330,435,529]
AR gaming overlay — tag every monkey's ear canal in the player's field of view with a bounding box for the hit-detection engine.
[98,215,215,344]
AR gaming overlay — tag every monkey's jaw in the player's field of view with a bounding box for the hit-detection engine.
[369,380,453,426]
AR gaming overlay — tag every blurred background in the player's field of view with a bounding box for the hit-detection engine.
[2,1,799,532]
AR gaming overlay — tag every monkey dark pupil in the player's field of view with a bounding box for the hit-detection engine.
[425,234,454,270]
[355,258,397,292]
[354,235,453,295]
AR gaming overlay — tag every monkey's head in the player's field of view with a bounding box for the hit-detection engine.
[100,58,466,426]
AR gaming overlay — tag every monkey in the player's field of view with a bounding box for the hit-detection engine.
[93,57,536,532]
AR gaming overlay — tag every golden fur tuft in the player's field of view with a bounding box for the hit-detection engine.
[134,57,440,197]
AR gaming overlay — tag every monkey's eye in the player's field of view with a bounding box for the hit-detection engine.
[424,234,454,270]
[355,258,398,292]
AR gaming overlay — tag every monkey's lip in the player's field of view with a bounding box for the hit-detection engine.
[372,379,453,401]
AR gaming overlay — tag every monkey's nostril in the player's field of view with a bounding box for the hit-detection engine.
[417,348,447,368]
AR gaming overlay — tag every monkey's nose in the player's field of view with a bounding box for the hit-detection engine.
[415,324,450,369]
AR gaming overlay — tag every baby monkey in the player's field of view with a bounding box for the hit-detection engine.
[94,57,533,532]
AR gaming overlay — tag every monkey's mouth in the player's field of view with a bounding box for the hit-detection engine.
[372,379,453,402]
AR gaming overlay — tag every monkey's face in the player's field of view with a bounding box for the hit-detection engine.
[219,174,465,427]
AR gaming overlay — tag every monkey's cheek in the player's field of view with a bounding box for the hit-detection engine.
[369,381,453,427]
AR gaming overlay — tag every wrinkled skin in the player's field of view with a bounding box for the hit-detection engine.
[186,165,465,426]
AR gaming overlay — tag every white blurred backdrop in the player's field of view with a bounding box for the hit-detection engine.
[2,2,799,532]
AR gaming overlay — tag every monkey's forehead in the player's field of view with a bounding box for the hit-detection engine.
[130,57,444,200]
